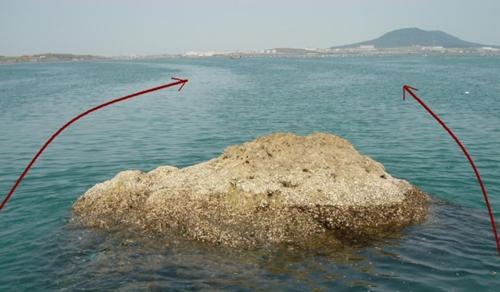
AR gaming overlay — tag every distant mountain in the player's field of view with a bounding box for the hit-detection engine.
[334,28,490,48]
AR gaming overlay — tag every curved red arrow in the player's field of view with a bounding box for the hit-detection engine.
[403,85,500,257]
[0,77,188,212]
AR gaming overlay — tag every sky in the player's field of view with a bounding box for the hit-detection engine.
[1,0,500,56]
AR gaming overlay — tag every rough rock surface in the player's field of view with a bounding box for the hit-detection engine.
[73,132,428,248]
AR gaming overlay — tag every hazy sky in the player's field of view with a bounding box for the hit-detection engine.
[1,0,499,56]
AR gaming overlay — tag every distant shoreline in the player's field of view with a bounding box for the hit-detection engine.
[0,53,108,65]
[4,28,500,64]
[2,49,500,65]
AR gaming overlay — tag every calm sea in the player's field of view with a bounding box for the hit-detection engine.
[1,56,500,290]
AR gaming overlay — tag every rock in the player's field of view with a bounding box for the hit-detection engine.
[73,132,428,248]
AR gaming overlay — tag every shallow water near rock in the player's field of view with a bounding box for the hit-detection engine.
[1,56,500,290]
[35,201,500,290]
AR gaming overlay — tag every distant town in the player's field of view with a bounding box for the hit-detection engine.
[2,28,500,64]
[180,45,500,58]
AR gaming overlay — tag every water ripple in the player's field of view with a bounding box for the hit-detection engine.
[1,57,500,290]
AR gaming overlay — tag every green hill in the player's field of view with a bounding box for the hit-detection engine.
[334,28,489,48]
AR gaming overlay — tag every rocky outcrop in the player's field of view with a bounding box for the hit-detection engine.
[73,132,428,248]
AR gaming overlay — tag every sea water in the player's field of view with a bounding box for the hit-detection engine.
[1,56,499,290]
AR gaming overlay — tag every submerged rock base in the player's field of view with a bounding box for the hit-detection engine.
[73,133,428,248]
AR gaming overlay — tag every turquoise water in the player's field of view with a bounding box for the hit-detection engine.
[1,56,500,290]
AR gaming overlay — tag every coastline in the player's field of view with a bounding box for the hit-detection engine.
[3,47,500,65]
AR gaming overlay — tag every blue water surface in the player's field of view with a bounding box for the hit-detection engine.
[0,56,499,290]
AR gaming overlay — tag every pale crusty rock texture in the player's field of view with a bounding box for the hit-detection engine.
[73,132,428,248]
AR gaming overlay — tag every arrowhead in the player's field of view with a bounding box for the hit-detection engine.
[171,77,189,91]
[402,84,418,100]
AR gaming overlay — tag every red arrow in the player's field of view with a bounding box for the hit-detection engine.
[403,85,500,257]
[0,77,188,212]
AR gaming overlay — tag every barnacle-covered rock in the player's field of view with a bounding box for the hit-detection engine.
[73,132,428,248]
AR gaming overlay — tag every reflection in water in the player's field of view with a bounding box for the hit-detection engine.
[43,200,499,290]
